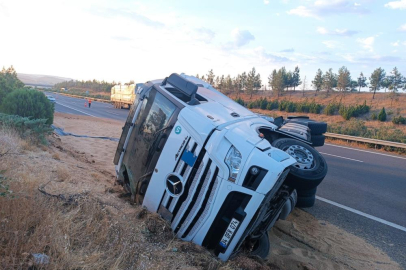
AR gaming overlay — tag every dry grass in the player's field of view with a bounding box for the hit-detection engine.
[0,127,273,270]
[231,91,406,125]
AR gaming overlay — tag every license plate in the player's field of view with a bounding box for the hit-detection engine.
[219,218,240,248]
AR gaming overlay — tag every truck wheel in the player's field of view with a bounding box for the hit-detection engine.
[249,232,270,259]
[311,134,325,147]
[296,194,316,208]
[272,138,328,190]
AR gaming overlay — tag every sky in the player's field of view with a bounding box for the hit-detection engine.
[0,0,405,87]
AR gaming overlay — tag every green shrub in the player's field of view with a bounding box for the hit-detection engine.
[308,100,322,114]
[371,113,377,120]
[338,101,370,120]
[0,113,53,144]
[0,89,54,124]
[378,107,387,122]
[260,98,268,110]
[266,100,279,110]
[234,97,245,106]
[324,102,340,115]
[392,115,406,125]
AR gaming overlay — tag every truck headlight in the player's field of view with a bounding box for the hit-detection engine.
[225,146,242,182]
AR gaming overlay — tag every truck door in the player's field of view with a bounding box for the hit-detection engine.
[122,86,179,197]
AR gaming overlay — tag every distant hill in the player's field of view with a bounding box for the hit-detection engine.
[17,73,73,87]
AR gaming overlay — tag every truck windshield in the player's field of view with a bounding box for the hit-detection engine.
[123,88,178,192]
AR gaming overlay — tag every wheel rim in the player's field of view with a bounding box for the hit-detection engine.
[285,145,314,170]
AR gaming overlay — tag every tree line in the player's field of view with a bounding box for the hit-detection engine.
[311,66,405,99]
[54,79,115,93]
[196,66,406,99]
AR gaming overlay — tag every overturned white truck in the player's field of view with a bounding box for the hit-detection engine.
[114,74,327,261]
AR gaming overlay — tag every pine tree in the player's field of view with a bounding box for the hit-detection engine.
[388,67,402,93]
[369,68,386,99]
[246,67,257,99]
[357,72,367,92]
[206,69,215,85]
[322,68,337,94]
[292,66,301,91]
[312,69,323,94]
[337,66,351,92]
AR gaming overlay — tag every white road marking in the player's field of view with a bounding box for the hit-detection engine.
[325,143,406,160]
[316,196,406,233]
[319,152,363,163]
[56,102,97,117]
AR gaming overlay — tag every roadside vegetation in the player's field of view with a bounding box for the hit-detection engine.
[0,66,54,128]
[52,79,116,100]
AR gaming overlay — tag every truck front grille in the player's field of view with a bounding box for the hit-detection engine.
[158,137,223,240]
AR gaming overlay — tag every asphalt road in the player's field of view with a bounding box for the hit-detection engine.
[49,92,406,268]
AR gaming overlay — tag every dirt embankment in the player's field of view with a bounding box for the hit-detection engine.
[0,113,401,270]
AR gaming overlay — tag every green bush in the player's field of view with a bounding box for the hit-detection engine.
[266,100,279,110]
[234,97,245,106]
[371,112,377,120]
[338,101,370,120]
[260,98,268,110]
[0,89,54,124]
[392,115,406,125]
[378,107,386,122]
[0,113,53,144]
[324,102,340,115]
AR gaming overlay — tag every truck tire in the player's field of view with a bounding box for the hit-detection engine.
[308,121,327,135]
[296,194,316,208]
[311,134,325,147]
[249,232,270,259]
[272,138,328,190]
[296,187,317,197]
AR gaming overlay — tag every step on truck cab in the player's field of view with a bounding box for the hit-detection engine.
[114,73,298,261]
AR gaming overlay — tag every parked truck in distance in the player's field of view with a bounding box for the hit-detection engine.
[111,83,142,109]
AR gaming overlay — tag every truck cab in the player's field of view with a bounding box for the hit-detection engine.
[114,74,298,261]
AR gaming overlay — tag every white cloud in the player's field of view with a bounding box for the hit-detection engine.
[288,0,369,19]
[384,0,406,9]
[264,0,270,4]
[354,2,361,6]
[341,53,356,62]
[288,6,318,18]
[232,28,255,47]
[317,27,329,34]
[399,24,406,31]
[322,40,338,48]
[317,27,358,36]
[357,36,375,52]
[391,41,400,46]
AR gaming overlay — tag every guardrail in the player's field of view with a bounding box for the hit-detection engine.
[325,132,406,150]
